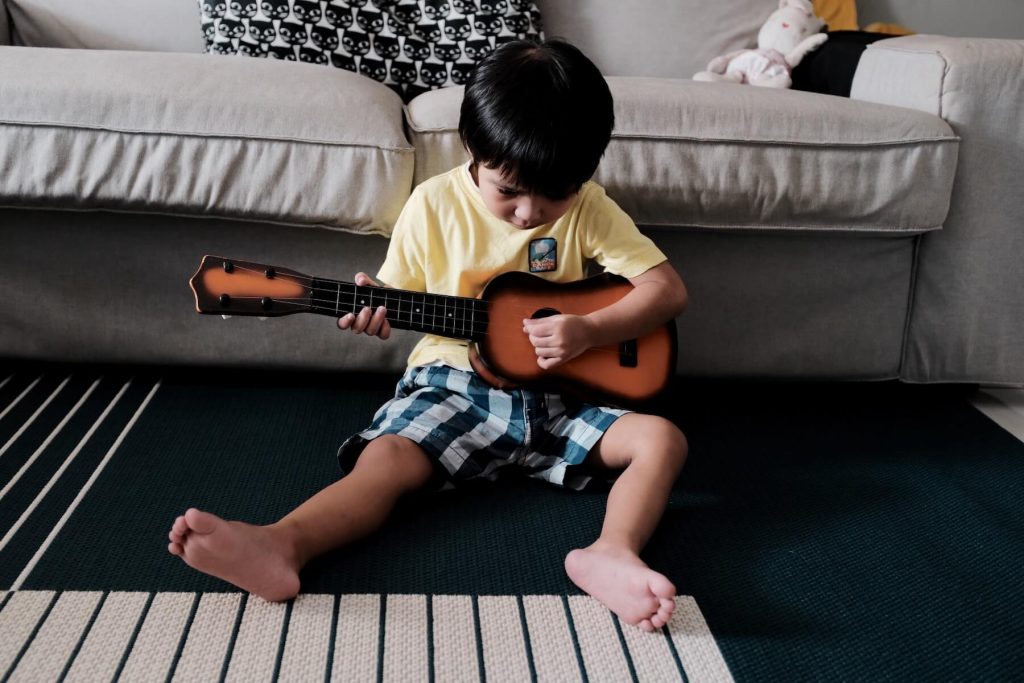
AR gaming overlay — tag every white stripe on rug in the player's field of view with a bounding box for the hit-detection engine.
[64,591,150,682]
[332,593,380,681]
[0,378,101,502]
[0,376,68,459]
[0,591,56,677]
[9,590,102,682]
[432,594,479,681]
[224,592,288,682]
[568,593,635,680]
[6,381,160,590]
[172,592,241,683]
[278,593,335,681]
[118,592,194,681]
[1,591,734,682]
[522,594,583,680]
[0,377,40,424]
[478,595,532,681]
[0,380,131,555]
[383,594,430,681]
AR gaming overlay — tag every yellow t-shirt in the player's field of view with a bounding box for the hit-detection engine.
[377,164,667,370]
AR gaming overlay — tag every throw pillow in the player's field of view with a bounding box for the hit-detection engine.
[197,0,544,102]
[812,0,857,31]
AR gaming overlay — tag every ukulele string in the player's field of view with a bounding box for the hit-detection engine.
[219,263,632,356]
[225,295,627,357]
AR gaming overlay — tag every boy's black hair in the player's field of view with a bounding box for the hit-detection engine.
[459,39,614,200]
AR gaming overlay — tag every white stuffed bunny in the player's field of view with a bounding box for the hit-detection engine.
[694,0,829,88]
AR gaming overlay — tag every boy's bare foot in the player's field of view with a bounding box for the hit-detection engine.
[564,543,676,632]
[167,508,301,603]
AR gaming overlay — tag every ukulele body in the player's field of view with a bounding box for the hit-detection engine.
[469,271,677,404]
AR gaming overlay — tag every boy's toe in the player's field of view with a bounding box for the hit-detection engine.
[649,574,676,599]
[638,618,654,633]
[184,508,219,535]
[173,515,189,535]
[168,542,183,556]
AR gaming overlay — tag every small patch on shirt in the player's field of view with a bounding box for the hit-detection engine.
[529,238,557,273]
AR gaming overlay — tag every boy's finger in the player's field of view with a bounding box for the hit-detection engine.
[367,306,388,335]
[353,307,373,333]
[354,272,379,287]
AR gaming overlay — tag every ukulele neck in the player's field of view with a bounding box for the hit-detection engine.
[309,277,488,341]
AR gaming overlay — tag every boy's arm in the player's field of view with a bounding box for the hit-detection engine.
[523,261,688,370]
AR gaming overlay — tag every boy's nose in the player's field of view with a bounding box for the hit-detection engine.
[515,200,541,222]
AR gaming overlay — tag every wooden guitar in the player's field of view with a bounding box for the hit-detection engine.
[189,256,677,404]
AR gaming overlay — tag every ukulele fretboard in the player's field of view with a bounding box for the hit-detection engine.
[310,278,489,341]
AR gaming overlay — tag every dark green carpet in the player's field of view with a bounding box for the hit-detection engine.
[1,362,1022,681]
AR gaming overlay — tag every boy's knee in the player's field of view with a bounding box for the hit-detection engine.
[636,417,687,472]
[355,435,434,490]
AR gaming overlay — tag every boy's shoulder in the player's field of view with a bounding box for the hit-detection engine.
[413,166,467,201]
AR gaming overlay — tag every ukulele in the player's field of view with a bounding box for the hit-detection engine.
[189,255,677,404]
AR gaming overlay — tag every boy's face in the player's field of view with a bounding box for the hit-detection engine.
[472,164,577,230]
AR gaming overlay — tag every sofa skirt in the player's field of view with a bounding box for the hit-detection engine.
[0,209,916,380]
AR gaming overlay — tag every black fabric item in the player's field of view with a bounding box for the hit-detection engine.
[792,30,895,97]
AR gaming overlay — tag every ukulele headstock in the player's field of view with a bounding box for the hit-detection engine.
[189,255,313,317]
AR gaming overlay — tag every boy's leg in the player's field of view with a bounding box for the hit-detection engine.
[167,435,434,602]
[564,414,687,631]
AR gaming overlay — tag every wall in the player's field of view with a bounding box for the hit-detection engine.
[857,0,1024,38]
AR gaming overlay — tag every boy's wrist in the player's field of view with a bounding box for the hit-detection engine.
[579,312,609,349]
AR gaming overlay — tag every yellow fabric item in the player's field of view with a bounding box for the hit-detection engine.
[864,22,914,36]
[377,164,668,370]
[813,0,858,31]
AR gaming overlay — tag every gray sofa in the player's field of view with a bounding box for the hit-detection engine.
[1,0,1021,385]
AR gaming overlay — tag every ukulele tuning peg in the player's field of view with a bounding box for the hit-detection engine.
[221,314,232,320]
[258,317,268,321]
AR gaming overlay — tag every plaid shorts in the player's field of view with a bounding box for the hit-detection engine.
[337,364,629,490]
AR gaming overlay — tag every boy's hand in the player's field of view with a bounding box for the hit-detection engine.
[523,314,595,369]
[337,272,391,339]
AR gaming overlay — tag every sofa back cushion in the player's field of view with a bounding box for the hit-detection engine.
[535,0,768,78]
[0,46,414,235]
[7,0,204,51]
[407,79,959,234]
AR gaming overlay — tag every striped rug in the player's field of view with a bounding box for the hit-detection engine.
[0,591,729,682]
[1,363,1022,681]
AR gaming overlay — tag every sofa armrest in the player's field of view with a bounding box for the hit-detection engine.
[851,35,1024,118]
[851,35,1024,384]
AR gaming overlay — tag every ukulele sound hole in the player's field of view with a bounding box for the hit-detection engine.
[531,307,560,319]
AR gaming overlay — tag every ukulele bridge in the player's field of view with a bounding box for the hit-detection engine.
[619,339,638,368]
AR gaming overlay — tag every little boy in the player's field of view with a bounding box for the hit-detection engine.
[168,39,689,632]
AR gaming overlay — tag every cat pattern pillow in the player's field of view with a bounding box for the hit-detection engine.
[199,0,544,102]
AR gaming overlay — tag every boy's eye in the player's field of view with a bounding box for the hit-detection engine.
[498,187,520,197]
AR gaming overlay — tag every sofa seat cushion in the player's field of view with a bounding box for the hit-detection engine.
[0,46,414,235]
[408,77,960,233]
